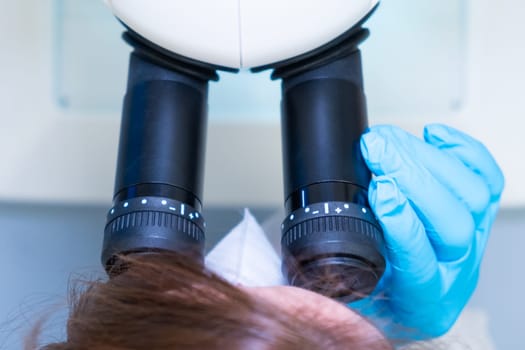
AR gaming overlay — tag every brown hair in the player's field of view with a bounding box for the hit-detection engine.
[26,252,393,350]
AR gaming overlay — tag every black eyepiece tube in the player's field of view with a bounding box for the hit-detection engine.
[101,40,216,272]
[278,44,386,302]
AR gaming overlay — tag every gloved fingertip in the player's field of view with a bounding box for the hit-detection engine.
[423,123,449,144]
[369,176,405,217]
[361,131,386,164]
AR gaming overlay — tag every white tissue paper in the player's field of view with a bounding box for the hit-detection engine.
[205,209,286,287]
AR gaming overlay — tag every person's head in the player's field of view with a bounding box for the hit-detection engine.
[28,252,393,349]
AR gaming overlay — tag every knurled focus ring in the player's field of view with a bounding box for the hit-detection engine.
[281,201,383,249]
[106,196,205,238]
[102,197,206,268]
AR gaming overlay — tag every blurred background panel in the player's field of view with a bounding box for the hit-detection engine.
[1,0,523,208]
[1,0,524,208]
[0,0,524,349]
[53,0,465,120]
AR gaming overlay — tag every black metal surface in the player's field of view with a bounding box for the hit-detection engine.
[277,35,386,302]
[102,39,215,270]
[123,29,238,75]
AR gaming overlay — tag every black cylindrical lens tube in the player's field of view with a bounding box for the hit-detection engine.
[101,47,213,272]
[280,49,385,303]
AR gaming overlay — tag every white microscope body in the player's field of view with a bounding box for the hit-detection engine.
[104,0,379,69]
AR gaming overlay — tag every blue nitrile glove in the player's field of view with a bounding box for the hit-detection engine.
[351,124,504,340]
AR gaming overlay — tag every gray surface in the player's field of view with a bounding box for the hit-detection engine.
[0,203,523,349]
[469,209,525,349]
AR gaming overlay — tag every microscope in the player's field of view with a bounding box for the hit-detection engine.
[101,0,385,302]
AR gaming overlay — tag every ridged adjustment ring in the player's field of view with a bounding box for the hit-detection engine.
[282,201,383,250]
[106,196,205,235]
[106,196,205,241]
[102,196,206,269]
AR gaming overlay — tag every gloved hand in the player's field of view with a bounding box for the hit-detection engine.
[351,124,504,341]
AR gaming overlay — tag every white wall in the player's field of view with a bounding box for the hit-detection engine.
[0,0,524,208]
